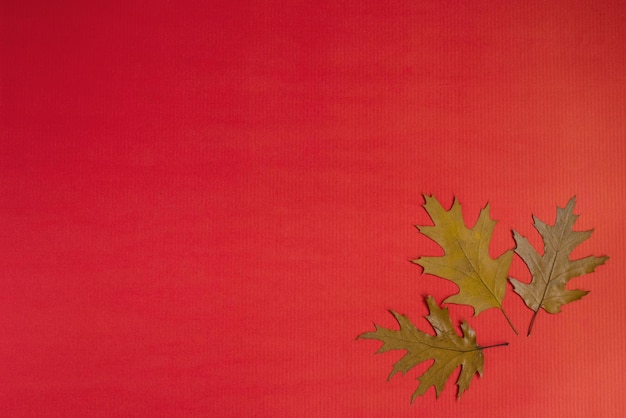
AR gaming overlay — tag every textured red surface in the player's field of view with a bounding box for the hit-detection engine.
[2,1,626,416]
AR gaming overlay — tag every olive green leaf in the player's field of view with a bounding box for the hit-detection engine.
[413,195,517,334]
[359,296,506,401]
[510,197,609,335]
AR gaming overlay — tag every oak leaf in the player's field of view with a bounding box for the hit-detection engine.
[413,195,517,333]
[510,197,609,335]
[359,296,503,401]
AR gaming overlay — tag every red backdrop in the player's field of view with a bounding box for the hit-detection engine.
[2,0,625,416]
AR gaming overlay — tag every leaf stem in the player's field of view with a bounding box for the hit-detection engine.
[527,309,539,336]
[500,308,519,335]
[477,342,509,350]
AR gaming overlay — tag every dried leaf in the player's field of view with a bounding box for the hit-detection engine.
[413,195,517,333]
[359,296,501,400]
[510,197,609,335]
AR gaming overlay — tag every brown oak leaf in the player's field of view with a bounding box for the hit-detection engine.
[359,296,507,401]
[510,197,609,335]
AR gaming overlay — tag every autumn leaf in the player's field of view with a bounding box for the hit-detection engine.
[413,195,517,334]
[359,296,506,401]
[510,197,609,335]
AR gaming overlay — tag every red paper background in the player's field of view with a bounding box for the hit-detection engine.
[2,1,625,416]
